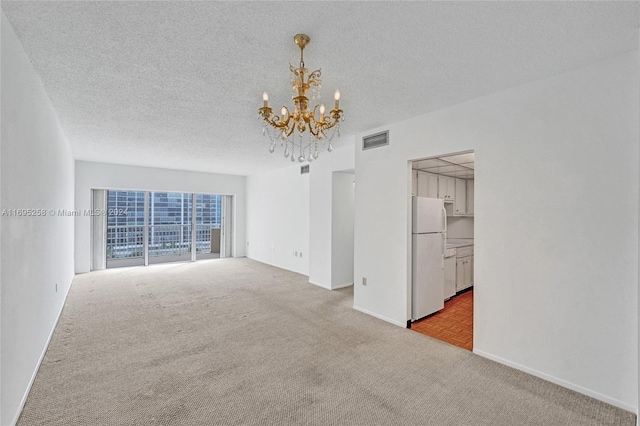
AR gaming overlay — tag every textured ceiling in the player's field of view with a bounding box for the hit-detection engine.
[2,1,638,176]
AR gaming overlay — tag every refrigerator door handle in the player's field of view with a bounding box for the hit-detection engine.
[441,234,445,269]
[442,206,447,233]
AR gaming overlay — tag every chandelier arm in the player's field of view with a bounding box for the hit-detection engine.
[319,113,342,131]
[285,123,296,138]
[263,115,289,131]
[308,124,321,137]
[308,69,321,87]
[309,105,321,125]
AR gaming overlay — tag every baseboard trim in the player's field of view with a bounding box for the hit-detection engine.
[10,281,72,426]
[245,257,309,278]
[473,349,636,413]
[308,280,331,290]
[352,305,406,327]
[331,282,353,290]
[308,281,353,291]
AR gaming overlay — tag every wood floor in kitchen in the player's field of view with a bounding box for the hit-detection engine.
[411,289,473,351]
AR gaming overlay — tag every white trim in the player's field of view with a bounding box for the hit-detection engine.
[308,280,331,290]
[331,282,354,290]
[352,304,406,327]
[10,282,72,426]
[474,349,636,413]
[245,257,309,278]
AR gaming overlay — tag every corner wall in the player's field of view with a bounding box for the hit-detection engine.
[354,51,639,410]
[331,171,355,288]
[74,161,246,273]
[308,143,355,288]
[244,143,355,281]
[245,163,310,275]
[1,12,76,425]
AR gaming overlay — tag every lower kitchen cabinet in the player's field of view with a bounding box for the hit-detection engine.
[456,255,473,292]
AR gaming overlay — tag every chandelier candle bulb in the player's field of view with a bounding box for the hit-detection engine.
[334,90,340,109]
[263,92,269,107]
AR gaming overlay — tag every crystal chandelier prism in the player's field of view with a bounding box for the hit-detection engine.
[259,34,344,163]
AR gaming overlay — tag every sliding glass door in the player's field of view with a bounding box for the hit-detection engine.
[195,194,223,260]
[105,191,145,268]
[101,190,232,269]
[148,192,192,264]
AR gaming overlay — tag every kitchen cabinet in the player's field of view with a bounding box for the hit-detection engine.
[438,176,455,201]
[466,179,474,216]
[454,178,466,215]
[455,246,474,292]
[444,252,457,300]
[417,171,438,198]
[456,257,473,291]
[412,171,418,196]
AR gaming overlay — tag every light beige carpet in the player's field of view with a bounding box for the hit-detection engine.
[18,258,635,425]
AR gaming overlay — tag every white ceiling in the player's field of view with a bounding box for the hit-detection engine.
[2,2,638,176]
[413,152,475,179]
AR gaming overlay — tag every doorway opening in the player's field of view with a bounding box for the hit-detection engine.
[91,189,234,270]
[409,151,474,351]
[331,169,355,290]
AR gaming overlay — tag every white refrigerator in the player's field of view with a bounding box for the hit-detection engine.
[411,196,446,321]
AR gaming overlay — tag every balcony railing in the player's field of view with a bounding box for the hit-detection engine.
[106,224,220,259]
[106,226,144,259]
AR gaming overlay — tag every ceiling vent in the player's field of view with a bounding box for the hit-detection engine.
[362,130,389,150]
[300,164,310,174]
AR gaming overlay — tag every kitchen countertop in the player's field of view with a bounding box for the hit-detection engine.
[446,238,474,248]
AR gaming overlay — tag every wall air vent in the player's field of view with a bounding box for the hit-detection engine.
[362,130,389,150]
[301,164,310,174]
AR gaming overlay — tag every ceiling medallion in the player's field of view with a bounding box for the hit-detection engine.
[259,34,344,163]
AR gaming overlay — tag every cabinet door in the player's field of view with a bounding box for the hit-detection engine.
[412,170,418,196]
[463,258,473,288]
[426,173,439,198]
[446,177,456,200]
[454,179,466,215]
[417,172,439,198]
[466,179,474,215]
[456,256,474,291]
[416,171,428,197]
[456,258,465,291]
[438,176,455,201]
[444,257,456,299]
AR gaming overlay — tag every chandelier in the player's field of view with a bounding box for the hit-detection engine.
[259,34,344,162]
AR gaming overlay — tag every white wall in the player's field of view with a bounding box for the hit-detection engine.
[245,143,355,282]
[353,51,639,410]
[245,163,310,275]
[1,12,76,426]
[75,161,246,273]
[331,171,355,289]
[308,143,355,288]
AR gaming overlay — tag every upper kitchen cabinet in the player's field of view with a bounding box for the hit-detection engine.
[417,171,438,198]
[412,170,418,196]
[466,179,475,216]
[454,178,466,215]
[438,176,455,201]
[412,152,474,210]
